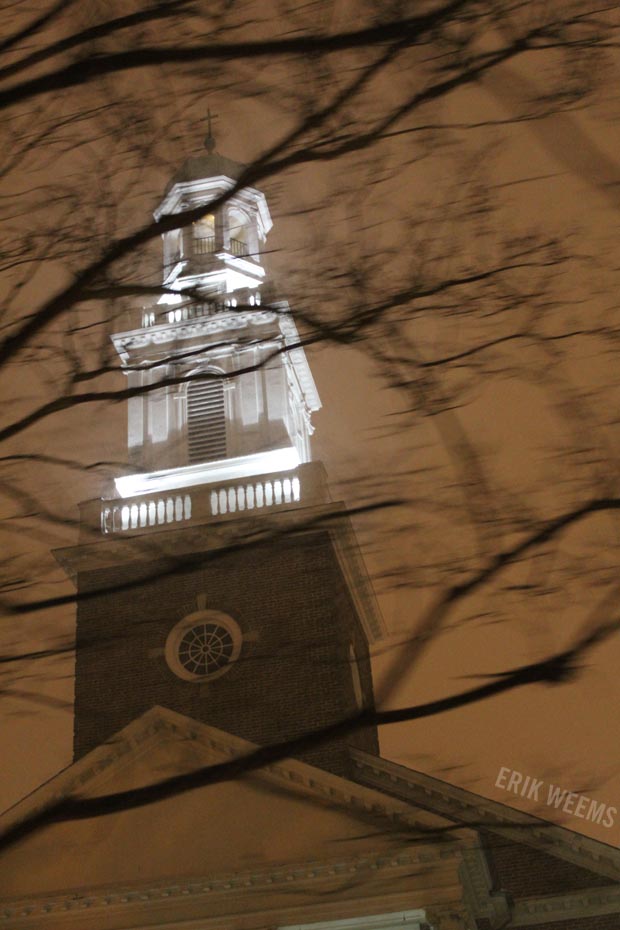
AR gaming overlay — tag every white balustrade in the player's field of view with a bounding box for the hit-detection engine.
[101,493,192,534]
[140,289,262,329]
[209,475,300,516]
[100,471,303,533]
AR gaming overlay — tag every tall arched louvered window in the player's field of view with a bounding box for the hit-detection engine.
[187,373,227,464]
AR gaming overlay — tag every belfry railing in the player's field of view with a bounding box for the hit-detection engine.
[81,462,329,540]
[229,237,247,256]
[140,286,263,328]
[193,234,216,254]
[191,235,247,257]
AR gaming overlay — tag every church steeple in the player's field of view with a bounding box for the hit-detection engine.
[56,140,382,777]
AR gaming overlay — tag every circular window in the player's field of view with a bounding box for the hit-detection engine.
[165,611,242,682]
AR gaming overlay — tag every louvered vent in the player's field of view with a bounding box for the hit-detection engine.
[187,376,227,464]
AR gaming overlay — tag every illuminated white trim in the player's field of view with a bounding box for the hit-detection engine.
[155,175,272,240]
[114,447,301,498]
[157,291,183,305]
[280,910,430,930]
[222,265,264,293]
[162,263,264,294]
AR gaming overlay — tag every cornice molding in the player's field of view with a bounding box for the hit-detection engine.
[512,885,620,925]
[276,304,321,413]
[112,304,321,413]
[351,753,620,883]
[9,861,620,930]
[0,847,459,926]
[0,847,464,930]
[112,309,279,355]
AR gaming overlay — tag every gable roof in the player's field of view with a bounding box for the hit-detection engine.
[0,708,472,929]
[3,709,620,930]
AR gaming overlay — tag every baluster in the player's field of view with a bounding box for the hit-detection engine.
[210,490,219,515]
[148,501,156,526]
[175,496,183,521]
[166,498,174,522]
[274,480,282,505]
[246,484,254,509]
[139,503,147,527]
[265,481,273,506]
[238,486,246,510]
[219,488,227,513]
[228,487,236,512]
[283,478,292,503]
[130,504,139,529]
[256,483,264,507]
[157,499,165,524]
[184,494,192,519]
[292,477,301,501]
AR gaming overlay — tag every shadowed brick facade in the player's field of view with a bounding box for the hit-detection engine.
[74,532,378,775]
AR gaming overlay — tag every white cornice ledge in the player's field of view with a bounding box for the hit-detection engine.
[112,309,278,355]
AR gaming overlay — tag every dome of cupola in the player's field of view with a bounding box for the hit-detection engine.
[163,152,246,196]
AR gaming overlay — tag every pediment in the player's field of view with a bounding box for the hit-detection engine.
[5,711,620,930]
[0,707,466,904]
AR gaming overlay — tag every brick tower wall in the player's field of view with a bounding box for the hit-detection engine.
[74,530,378,777]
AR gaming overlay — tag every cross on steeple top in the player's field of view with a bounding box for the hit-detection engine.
[204,108,217,154]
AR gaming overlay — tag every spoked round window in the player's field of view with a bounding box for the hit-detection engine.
[165,611,242,682]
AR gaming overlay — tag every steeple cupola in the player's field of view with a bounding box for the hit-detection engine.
[154,124,271,297]
[111,135,320,496]
[155,153,271,295]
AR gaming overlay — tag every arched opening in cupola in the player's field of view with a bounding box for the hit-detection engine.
[192,213,216,255]
[227,206,251,257]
